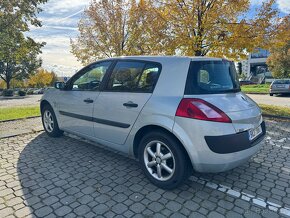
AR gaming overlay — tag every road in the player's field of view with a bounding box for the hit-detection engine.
[247,94,290,108]
[0,95,42,108]
[0,94,289,109]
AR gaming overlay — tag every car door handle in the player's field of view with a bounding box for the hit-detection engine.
[84,98,94,103]
[123,102,138,108]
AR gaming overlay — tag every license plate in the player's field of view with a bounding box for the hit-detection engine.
[276,85,285,88]
[248,125,262,141]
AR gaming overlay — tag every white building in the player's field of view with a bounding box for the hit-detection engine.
[239,48,273,83]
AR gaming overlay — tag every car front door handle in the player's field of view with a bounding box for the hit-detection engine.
[84,98,94,104]
[123,102,138,108]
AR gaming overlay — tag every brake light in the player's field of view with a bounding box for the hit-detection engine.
[176,98,232,123]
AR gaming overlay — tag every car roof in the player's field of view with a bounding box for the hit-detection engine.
[104,56,228,62]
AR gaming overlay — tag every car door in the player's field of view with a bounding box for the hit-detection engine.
[93,60,161,144]
[56,61,113,137]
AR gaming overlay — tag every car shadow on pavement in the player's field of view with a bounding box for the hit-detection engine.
[16,133,210,217]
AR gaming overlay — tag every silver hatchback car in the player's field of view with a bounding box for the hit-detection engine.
[41,56,266,189]
[269,79,290,96]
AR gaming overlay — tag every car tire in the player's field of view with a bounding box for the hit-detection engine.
[269,93,273,96]
[41,105,63,137]
[138,130,192,190]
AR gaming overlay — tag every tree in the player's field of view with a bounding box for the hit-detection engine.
[28,68,54,88]
[72,0,282,63]
[267,16,290,78]
[0,35,43,89]
[71,0,172,65]
[50,71,58,86]
[155,0,280,59]
[0,0,47,89]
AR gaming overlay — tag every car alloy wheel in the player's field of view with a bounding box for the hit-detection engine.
[43,110,54,133]
[144,140,176,181]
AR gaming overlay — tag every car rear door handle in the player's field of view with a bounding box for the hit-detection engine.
[84,98,94,103]
[123,102,138,108]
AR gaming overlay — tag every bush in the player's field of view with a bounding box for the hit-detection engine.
[27,89,34,95]
[18,90,27,96]
[2,89,14,97]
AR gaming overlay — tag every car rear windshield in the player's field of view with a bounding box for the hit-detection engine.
[185,60,241,94]
[273,80,290,84]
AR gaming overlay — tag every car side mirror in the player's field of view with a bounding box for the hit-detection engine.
[54,82,65,90]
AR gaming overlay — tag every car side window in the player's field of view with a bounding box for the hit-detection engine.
[106,61,161,93]
[71,62,112,91]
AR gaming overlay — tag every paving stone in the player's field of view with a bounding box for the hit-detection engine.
[208,211,225,218]
[35,206,53,217]
[74,205,90,216]
[130,202,146,213]
[93,204,109,215]
[55,206,72,216]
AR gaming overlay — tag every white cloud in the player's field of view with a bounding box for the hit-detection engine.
[277,0,290,14]
[42,0,90,14]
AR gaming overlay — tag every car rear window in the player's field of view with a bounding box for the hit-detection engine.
[273,80,290,84]
[185,60,241,94]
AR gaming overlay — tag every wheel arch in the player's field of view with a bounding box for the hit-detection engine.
[40,100,52,113]
[133,125,192,166]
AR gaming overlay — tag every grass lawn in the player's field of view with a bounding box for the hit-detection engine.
[0,103,289,122]
[0,106,40,121]
[241,84,270,94]
[259,104,290,117]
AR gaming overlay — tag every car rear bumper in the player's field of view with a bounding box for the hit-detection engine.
[205,121,266,154]
[173,117,265,173]
[270,89,290,94]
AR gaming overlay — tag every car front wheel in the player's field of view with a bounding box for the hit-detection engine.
[42,105,63,137]
[138,131,191,189]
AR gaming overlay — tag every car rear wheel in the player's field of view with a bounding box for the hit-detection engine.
[138,131,191,189]
[269,93,273,96]
[42,105,63,137]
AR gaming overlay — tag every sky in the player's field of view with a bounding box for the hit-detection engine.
[28,0,290,77]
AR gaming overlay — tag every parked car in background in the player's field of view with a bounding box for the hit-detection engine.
[41,56,265,189]
[269,79,290,96]
[239,80,257,86]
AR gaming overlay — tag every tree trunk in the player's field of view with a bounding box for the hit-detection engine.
[195,50,202,56]
[6,80,10,89]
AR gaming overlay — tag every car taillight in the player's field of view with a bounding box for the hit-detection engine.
[176,98,232,123]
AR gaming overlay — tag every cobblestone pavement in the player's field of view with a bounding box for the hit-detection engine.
[0,95,42,108]
[0,118,289,218]
[0,118,42,138]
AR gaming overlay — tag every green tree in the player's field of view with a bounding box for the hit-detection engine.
[0,0,47,89]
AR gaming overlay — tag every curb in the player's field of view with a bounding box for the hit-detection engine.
[0,116,41,123]
[263,113,290,121]
[245,93,268,95]
[0,129,44,139]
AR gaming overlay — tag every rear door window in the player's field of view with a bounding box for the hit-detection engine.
[105,61,161,93]
[273,80,290,84]
[185,60,240,94]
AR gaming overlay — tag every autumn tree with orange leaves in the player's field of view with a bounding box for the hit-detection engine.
[71,0,283,64]
[28,68,56,88]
